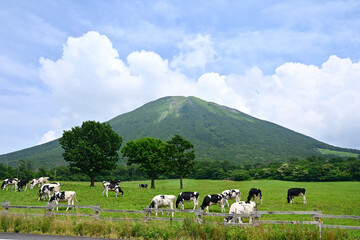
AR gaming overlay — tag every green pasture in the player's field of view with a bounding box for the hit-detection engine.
[0,179,359,238]
[317,148,359,158]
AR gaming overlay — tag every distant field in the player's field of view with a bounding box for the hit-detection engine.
[0,179,359,238]
[317,148,359,158]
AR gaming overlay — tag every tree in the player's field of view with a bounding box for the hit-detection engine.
[59,120,122,186]
[166,135,195,189]
[121,137,168,189]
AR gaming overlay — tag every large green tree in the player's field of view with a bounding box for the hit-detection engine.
[59,120,122,186]
[121,137,168,189]
[166,135,195,189]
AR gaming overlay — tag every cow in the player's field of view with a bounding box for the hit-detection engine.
[176,192,200,210]
[221,189,241,207]
[1,178,19,191]
[287,188,306,204]
[38,182,61,201]
[49,191,78,211]
[149,195,176,217]
[224,201,257,224]
[139,184,148,188]
[29,177,50,189]
[102,183,124,197]
[247,188,262,205]
[17,179,30,192]
[200,194,225,213]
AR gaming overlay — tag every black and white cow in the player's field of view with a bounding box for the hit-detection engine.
[29,177,50,189]
[200,194,225,213]
[17,179,30,192]
[247,188,262,205]
[139,184,148,188]
[49,191,78,211]
[221,189,241,207]
[287,188,306,204]
[224,201,257,224]
[102,183,124,197]
[149,195,176,217]
[1,178,19,191]
[38,182,61,201]
[176,192,200,210]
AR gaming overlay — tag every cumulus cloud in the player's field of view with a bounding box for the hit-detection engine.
[38,130,56,145]
[171,34,216,70]
[39,31,360,149]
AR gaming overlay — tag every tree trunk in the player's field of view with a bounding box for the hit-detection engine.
[90,176,95,187]
[180,176,183,189]
[151,177,155,189]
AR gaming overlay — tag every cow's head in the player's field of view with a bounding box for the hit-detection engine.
[224,216,234,223]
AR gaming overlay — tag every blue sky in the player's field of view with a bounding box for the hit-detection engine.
[1,0,360,154]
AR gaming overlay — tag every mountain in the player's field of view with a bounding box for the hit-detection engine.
[1,96,358,168]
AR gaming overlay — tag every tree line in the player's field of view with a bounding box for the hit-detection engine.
[1,155,359,184]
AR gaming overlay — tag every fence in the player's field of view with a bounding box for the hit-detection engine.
[1,201,359,238]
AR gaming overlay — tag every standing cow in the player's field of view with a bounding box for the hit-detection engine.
[38,182,61,201]
[17,179,30,192]
[1,178,19,191]
[247,188,262,205]
[200,194,225,213]
[49,191,78,211]
[287,188,306,204]
[149,195,176,217]
[176,192,200,210]
[224,201,257,224]
[221,189,241,207]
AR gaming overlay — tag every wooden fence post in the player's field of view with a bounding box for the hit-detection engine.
[195,210,203,224]
[4,201,10,214]
[92,204,100,220]
[45,203,54,217]
[313,209,322,239]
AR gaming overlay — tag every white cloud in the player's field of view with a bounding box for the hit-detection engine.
[38,130,56,145]
[39,31,360,150]
[171,34,216,70]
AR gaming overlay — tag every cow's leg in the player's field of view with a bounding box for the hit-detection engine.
[221,201,225,213]
[25,184,28,192]
[181,201,185,210]
[302,195,307,204]
[260,196,263,205]
[225,199,229,207]
[206,206,209,213]
[249,217,253,224]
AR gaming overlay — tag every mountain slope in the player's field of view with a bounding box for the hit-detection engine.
[1,96,358,168]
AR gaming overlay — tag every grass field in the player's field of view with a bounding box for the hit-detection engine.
[0,179,360,239]
[317,148,359,158]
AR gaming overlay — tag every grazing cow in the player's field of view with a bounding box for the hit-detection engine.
[49,191,78,211]
[221,189,241,207]
[224,201,257,224]
[247,188,262,205]
[30,177,50,189]
[17,179,30,192]
[287,188,306,204]
[1,178,19,191]
[200,194,225,213]
[149,195,176,217]
[176,192,200,210]
[139,184,148,188]
[38,182,61,201]
[102,183,124,197]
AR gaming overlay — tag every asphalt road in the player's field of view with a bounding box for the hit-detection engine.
[0,232,122,240]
